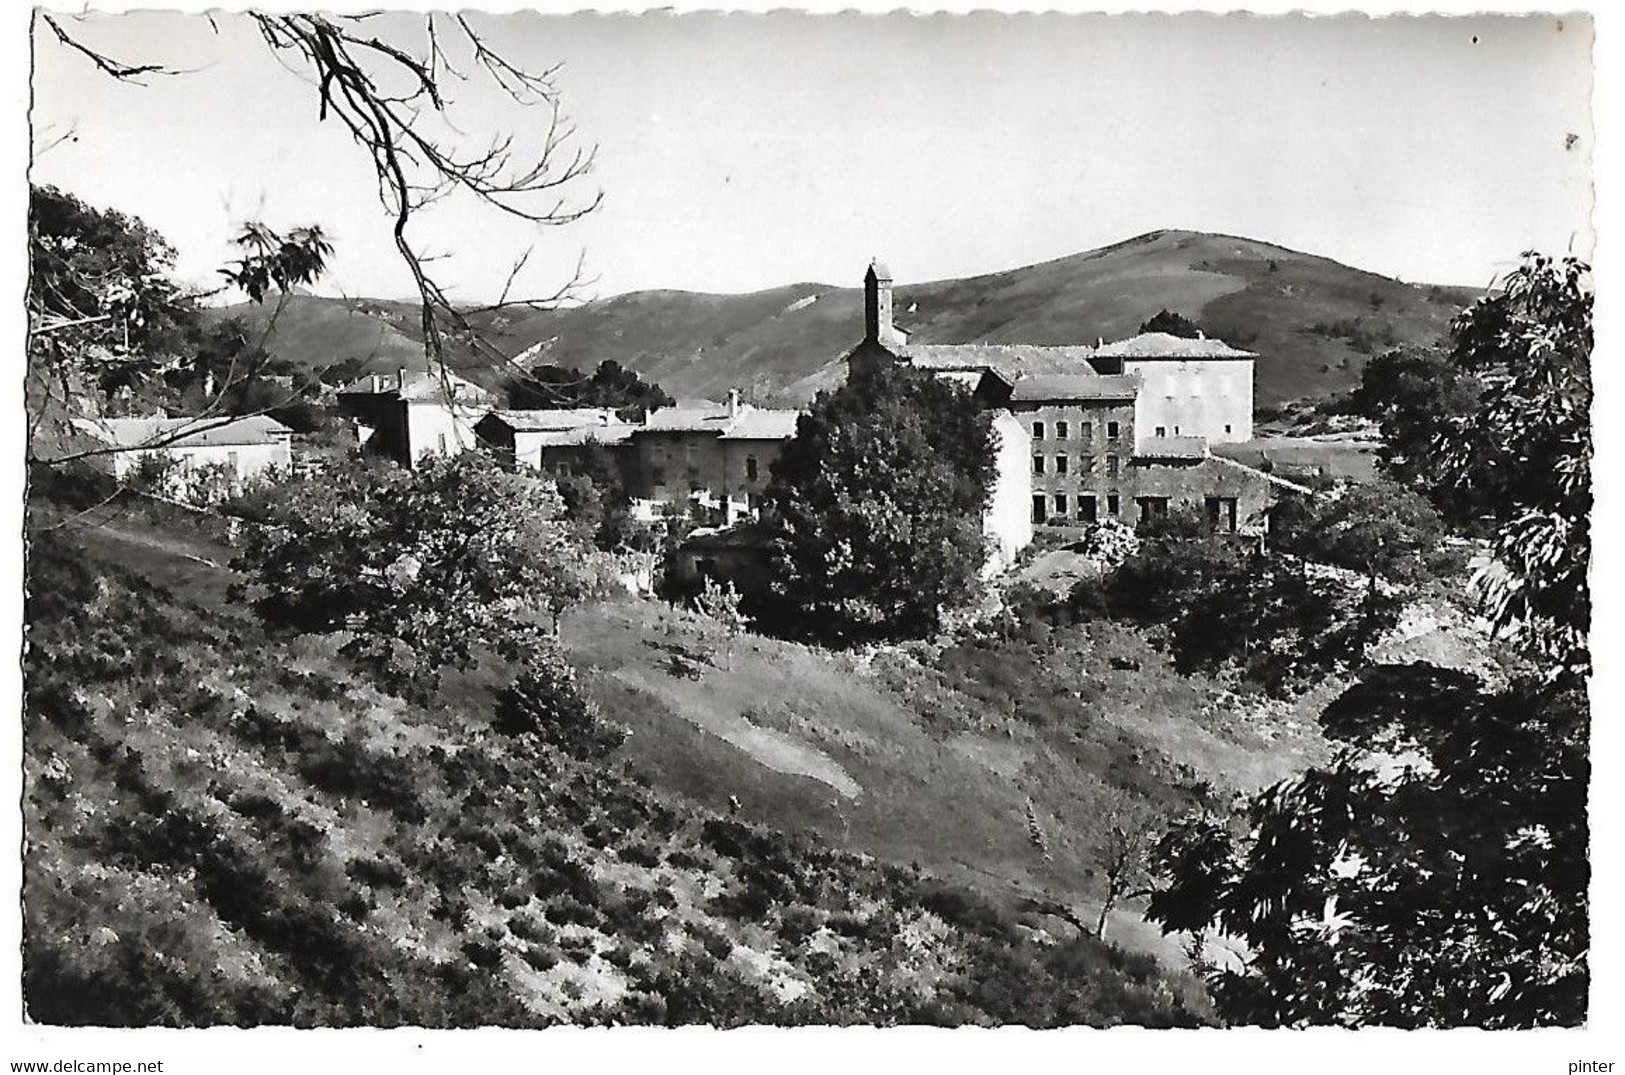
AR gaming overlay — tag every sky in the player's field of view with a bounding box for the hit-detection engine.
[30,9,1595,304]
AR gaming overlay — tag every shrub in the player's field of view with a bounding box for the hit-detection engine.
[492,654,627,760]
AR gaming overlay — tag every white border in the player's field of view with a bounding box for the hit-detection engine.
[1,2,1614,1072]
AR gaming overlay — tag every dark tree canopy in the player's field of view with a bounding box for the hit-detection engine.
[1138,309,1204,338]
[233,452,605,699]
[1073,510,1399,697]
[1349,346,1484,519]
[756,361,995,645]
[1146,253,1592,1029]
[1267,479,1453,590]
[507,359,674,420]
[27,184,331,463]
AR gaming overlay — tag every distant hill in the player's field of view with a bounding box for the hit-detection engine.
[215,230,1483,406]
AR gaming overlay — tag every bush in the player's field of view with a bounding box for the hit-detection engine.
[492,654,627,760]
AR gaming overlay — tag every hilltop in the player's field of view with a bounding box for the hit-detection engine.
[219,230,1482,406]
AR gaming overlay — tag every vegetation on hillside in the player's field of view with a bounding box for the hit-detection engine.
[233,453,609,700]
[1138,309,1204,338]
[1145,253,1591,1028]
[22,491,1205,1028]
[756,361,994,645]
[1030,506,1409,699]
[506,358,675,420]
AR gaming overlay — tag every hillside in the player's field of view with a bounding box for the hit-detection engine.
[22,479,1211,1027]
[220,230,1482,405]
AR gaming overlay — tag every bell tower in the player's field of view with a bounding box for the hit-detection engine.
[864,259,895,345]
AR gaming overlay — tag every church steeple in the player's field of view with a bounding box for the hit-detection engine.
[864,258,895,345]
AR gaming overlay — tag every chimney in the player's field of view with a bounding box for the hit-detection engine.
[864,258,896,345]
[396,367,408,392]
[1097,337,1105,347]
[727,388,742,418]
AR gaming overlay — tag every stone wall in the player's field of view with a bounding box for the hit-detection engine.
[1009,399,1137,523]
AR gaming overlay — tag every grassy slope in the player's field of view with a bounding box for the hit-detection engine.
[23,490,1205,1028]
[561,601,1332,959]
[231,230,1481,406]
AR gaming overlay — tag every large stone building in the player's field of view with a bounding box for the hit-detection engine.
[622,392,801,518]
[337,367,497,468]
[475,389,802,526]
[842,260,1282,547]
[1092,331,1255,444]
[474,408,636,478]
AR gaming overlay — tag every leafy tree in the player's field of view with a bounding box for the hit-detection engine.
[1147,253,1592,1027]
[27,184,197,391]
[1074,511,1398,696]
[234,452,605,697]
[507,359,675,421]
[756,361,994,645]
[553,441,652,552]
[1138,309,1204,338]
[1348,346,1483,517]
[1148,666,1586,1028]
[1268,479,1453,591]
[1438,254,1591,675]
[27,184,331,463]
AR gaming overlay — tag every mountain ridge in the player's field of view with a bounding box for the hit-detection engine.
[218,229,1485,407]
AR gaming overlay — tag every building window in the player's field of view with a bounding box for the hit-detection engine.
[1056,454,1069,476]
[1206,496,1239,533]
[1225,423,1233,435]
[1032,421,1045,441]
[1080,454,1096,474]
[746,455,759,481]
[1174,425,1181,435]
[1033,455,1046,475]
[1054,493,1068,518]
[1107,421,1120,440]
[1106,455,1119,477]
[1135,496,1171,525]
[1032,494,1047,524]
[226,450,240,474]
[1056,420,1069,439]
[437,433,448,455]
[1078,494,1098,522]
[652,466,666,487]
[1080,421,1093,442]
[1107,494,1120,516]
[1155,425,1166,437]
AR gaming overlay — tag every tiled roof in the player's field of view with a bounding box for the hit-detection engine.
[639,404,801,440]
[528,426,636,447]
[640,406,734,433]
[74,415,292,450]
[338,368,496,403]
[1008,374,1139,402]
[483,408,627,433]
[1093,332,1255,360]
[1133,435,1210,461]
[900,343,1100,379]
[720,407,800,440]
